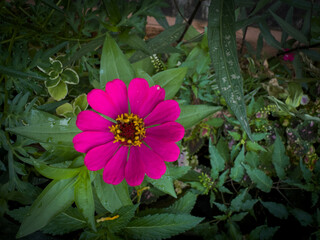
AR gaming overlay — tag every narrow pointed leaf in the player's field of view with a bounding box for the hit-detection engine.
[208,0,253,140]
[17,178,76,238]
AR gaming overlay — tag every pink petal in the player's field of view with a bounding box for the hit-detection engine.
[138,85,165,118]
[105,79,128,115]
[84,141,120,171]
[144,100,180,126]
[125,147,145,186]
[138,144,166,179]
[87,89,119,119]
[76,110,112,131]
[73,131,114,153]
[103,146,128,185]
[144,136,180,162]
[146,122,185,142]
[128,78,149,117]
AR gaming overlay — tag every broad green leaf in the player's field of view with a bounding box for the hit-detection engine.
[100,33,135,88]
[272,133,289,179]
[61,68,79,85]
[48,80,68,101]
[285,83,303,109]
[177,105,222,129]
[106,205,139,234]
[35,162,81,180]
[146,175,177,198]
[246,141,267,152]
[260,201,288,219]
[17,178,76,238]
[6,112,80,146]
[208,0,253,141]
[152,67,187,99]
[291,208,313,226]
[209,138,226,180]
[231,212,248,222]
[135,68,155,86]
[250,225,280,240]
[230,146,245,182]
[230,189,257,212]
[125,213,203,240]
[74,169,96,231]
[42,207,87,235]
[73,93,88,111]
[94,175,132,213]
[258,20,282,50]
[269,10,308,44]
[45,77,60,88]
[244,165,272,193]
[166,192,198,214]
[56,103,74,118]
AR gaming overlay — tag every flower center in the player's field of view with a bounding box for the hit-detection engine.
[109,113,146,147]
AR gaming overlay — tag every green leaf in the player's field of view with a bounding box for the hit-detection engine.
[290,208,313,226]
[61,68,79,85]
[48,80,68,101]
[17,178,76,238]
[231,212,248,222]
[272,133,290,179]
[0,65,47,81]
[209,138,226,180]
[244,165,273,193]
[100,33,135,88]
[285,83,303,109]
[230,189,257,212]
[208,0,253,141]
[93,175,132,213]
[246,141,267,152]
[56,103,74,118]
[249,0,272,16]
[106,204,139,234]
[125,213,203,240]
[7,115,79,148]
[165,191,198,214]
[249,225,280,240]
[177,105,222,129]
[258,20,282,50]
[42,207,87,235]
[269,10,308,44]
[73,93,88,112]
[146,175,177,198]
[299,158,312,182]
[230,146,245,182]
[75,169,96,231]
[35,162,81,180]
[45,77,60,88]
[260,201,288,219]
[152,67,187,99]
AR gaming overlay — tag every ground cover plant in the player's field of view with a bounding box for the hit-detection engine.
[1,0,320,239]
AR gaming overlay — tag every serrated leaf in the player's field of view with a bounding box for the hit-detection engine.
[230,146,245,182]
[75,169,96,231]
[291,208,313,226]
[244,165,273,193]
[299,158,312,182]
[230,189,257,212]
[208,0,253,141]
[209,138,225,180]
[48,80,68,101]
[125,213,203,240]
[272,133,289,179]
[42,207,87,235]
[165,191,197,214]
[146,175,177,198]
[100,33,135,88]
[260,201,288,219]
[17,178,76,238]
[177,105,222,129]
[269,10,308,44]
[106,205,139,234]
[246,141,267,152]
[94,175,132,213]
[152,67,187,99]
[230,212,248,222]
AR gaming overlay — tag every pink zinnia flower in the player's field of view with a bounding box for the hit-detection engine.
[283,48,295,61]
[73,78,184,186]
